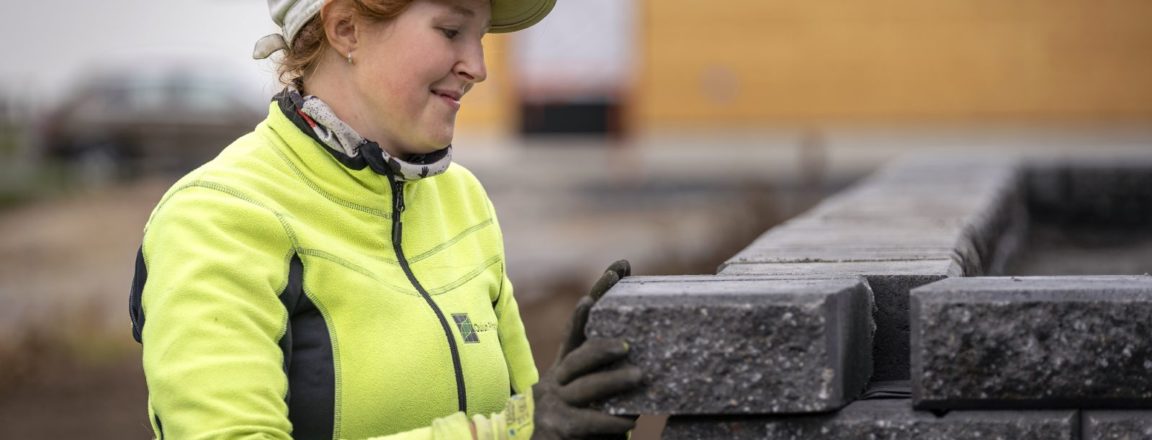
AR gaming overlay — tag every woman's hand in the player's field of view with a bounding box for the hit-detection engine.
[531,261,643,440]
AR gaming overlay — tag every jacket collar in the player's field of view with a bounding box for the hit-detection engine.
[273,88,453,182]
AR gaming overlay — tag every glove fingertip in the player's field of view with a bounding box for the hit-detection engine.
[590,271,620,301]
[609,259,631,278]
[626,366,645,385]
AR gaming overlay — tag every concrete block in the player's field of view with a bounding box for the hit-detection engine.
[662,399,1078,440]
[718,260,963,278]
[1083,411,1152,440]
[728,246,965,265]
[586,276,874,415]
[912,276,1152,410]
[717,261,952,383]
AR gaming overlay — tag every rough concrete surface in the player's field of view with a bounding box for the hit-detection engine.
[718,263,949,383]
[662,399,1078,440]
[586,276,874,415]
[1083,411,1152,440]
[716,156,1028,384]
[912,276,1152,409]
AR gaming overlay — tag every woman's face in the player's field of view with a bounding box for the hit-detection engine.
[351,0,489,157]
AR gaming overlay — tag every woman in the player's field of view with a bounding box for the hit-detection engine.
[128,0,641,438]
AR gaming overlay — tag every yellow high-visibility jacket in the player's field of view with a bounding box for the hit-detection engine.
[129,96,538,439]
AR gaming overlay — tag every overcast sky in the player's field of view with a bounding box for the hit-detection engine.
[0,0,281,106]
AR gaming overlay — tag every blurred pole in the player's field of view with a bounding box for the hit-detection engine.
[798,127,828,205]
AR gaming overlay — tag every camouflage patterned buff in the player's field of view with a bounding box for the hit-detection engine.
[289,87,453,182]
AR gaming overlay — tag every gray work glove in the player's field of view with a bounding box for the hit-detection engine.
[532,260,642,440]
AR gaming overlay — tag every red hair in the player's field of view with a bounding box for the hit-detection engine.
[277,0,415,89]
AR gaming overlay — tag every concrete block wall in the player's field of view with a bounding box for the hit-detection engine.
[720,156,1024,382]
[587,154,1152,438]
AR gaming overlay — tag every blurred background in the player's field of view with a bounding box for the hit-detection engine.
[1,0,1151,437]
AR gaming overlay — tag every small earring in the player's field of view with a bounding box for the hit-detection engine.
[346,52,354,65]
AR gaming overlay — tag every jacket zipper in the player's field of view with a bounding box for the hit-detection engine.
[388,175,468,413]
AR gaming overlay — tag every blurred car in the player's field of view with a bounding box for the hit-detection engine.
[39,66,264,176]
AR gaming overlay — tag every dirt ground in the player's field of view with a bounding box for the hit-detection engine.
[0,174,796,438]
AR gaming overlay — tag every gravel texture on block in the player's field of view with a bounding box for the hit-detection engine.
[912,276,1152,409]
[586,276,875,415]
[716,261,951,383]
[1083,411,1152,439]
[662,399,1078,440]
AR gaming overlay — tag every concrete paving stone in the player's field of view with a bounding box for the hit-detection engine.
[911,276,1152,410]
[738,221,969,246]
[716,261,953,382]
[742,224,972,248]
[1083,411,1152,440]
[662,399,1078,440]
[585,276,875,415]
[717,260,963,278]
[729,247,962,263]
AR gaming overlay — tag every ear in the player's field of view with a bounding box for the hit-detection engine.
[321,0,359,57]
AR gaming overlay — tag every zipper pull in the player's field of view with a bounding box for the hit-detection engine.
[392,180,406,214]
[392,220,403,246]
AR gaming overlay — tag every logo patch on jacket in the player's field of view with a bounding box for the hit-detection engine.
[453,313,481,343]
[452,313,497,344]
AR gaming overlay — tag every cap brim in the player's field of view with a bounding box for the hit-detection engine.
[489,0,556,33]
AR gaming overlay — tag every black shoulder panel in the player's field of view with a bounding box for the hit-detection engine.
[279,254,336,440]
[129,246,148,343]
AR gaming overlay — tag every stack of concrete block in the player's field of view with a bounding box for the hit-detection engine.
[719,157,1024,382]
[585,155,1152,438]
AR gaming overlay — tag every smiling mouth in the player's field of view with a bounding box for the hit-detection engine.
[432,90,462,103]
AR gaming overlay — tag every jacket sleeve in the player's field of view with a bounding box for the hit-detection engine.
[140,184,297,439]
[495,270,540,395]
[485,196,539,395]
